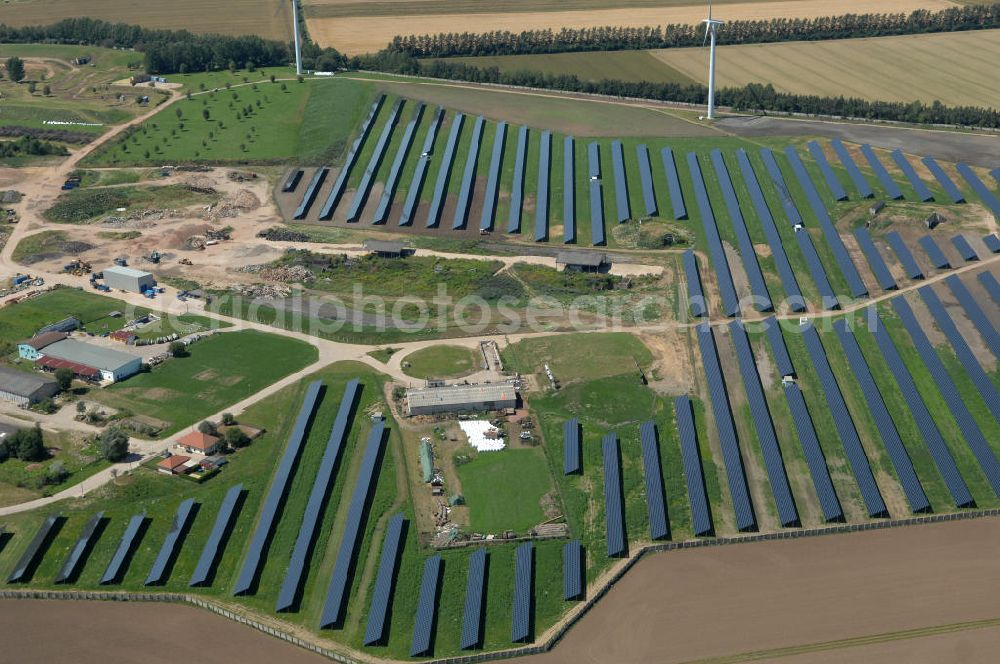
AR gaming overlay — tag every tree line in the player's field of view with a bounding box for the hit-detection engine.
[386,3,1000,57]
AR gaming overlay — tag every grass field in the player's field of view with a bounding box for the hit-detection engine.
[653,29,1000,109]
[0,430,110,506]
[502,332,653,384]
[401,344,480,379]
[438,51,696,85]
[42,184,219,223]
[457,447,553,531]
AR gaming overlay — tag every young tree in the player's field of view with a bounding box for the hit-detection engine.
[27,81,36,94]
[14,425,46,462]
[221,412,236,426]
[168,340,186,357]
[6,56,24,82]
[42,84,51,96]
[76,400,87,414]
[269,74,276,83]
[202,108,210,121]
[175,107,183,119]
[55,367,74,391]
[97,426,130,462]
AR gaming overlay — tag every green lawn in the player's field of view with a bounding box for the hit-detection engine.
[502,331,653,383]
[401,344,480,379]
[457,447,553,532]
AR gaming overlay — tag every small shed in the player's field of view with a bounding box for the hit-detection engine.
[925,212,943,229]
[556,251,608,273]
[158,455,192,475]
[869,201,886,216]
[363,239,408,258]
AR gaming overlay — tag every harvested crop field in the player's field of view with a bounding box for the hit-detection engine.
[436,50,697,85]
[306,0,956,54]
[0,0,291,40]
[653,29,1000,109]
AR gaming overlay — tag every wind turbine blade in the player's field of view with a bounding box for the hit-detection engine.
[703,25,710,46]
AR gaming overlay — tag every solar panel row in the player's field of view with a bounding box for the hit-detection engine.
[479,121,508,231]
[611,140,630,223]
[508,126,529,234]
[190,484,244,587]
[321,419,388,628]
[319,95,386,220]
[796,229,839,310]
[563,418,581,475]
[760,148,805,227]
[426,113,465,228]
[985,234,1000,253]
[807,140,848,201]
[860,144,903,200]
[411,555,443,656]
[891,298,1000,498]
[233,380,322,596]
[763,317,795,378]
[146,498,197,585]
[957,163,1000,219]
[563,540,584,600]
[868,310,974,508]
[461,548,487,650]
[853,227,898,291]
[833,320,930,513]
[682,250,707,318]
[782,382,844,522]
[452,115,485,229]
[282,169,303,193]
[276,380,361,612]
[980,271,1000,306]
[711,149,772,312]
[697,323,756,531]
[735,149,806,312]
[535,131,551,242]
[346,98,403,222]
[946,275,1000,356]
[801,324,888,518]
[687,152,740,317]
[100,513,145,585]
[885,231,925,280]
[831,138,874,198]
[292,167,329,220]
[639,421,669,540]
[55,511,104,583]
[373,103,425,224]
[398,107,444,227]
[364,513,406,646]
[921,156,965,203]
[674,396,713,536]
[8,514,61,583]
[890,150,933,202]
[951,235,979,262]
[589,159,606,246]
[602,432,626,556]
[512,542,533,643]
[660,148,687,220]
[564,137,576,244]
[636,144,658,216]
[918,235,951,269]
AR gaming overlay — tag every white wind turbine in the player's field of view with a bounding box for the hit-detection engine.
[291,0,303,75]
[701,0,724,120]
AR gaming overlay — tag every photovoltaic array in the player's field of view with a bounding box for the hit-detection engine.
[675,396,712,536]
[364,513,406,646]
[507,125,528,233]
[564,136,576,244]
[55,511,104,584]
[347,98,403,223]
[426,113,464,228]
[460,548,487,650]
[511,542,533,643]
[101,513,146,585]
[688,152,739,317]
[398,107,443,226]
[146,498,197,586]
[411,555,442,656]
[190,484,244,587]
[639,421,669,540]
[319,94,386,220]
[7,514,61,583]
[602,432,626,556]
[563,540,584,601]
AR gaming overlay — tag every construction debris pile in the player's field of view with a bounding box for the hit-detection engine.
[184,175,216,193]
[230,282,292,300]
[256,227,309,242]
[101,209,180,228]
[238,263,314,283]
[227,170,258,182]
[205,189,261,220]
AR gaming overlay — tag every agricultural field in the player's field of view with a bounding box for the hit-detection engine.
[436,51,697,86]
[401,344,480,379]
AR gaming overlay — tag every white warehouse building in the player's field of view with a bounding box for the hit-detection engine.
[102,265,156,293]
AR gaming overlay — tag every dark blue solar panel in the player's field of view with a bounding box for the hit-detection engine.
[762,317,795,378]
[55,511,104,583]
[564,136,576,244]
[479,121,507,231]
[796,229,839,310]
[951,235,979,262]
[233,380,322,596]
[452,115,485,229]
[807,141,847,201]
[833,320,930,513]
[507,125,528,233]
[760,148,804,227]
[511,542,533,643]
[190,484,244,587]
[588,143,605,247]
[146,498,197,585]
[921,156,965,203]
[885,231,925,280]
[957,163,1000,219]
[869,309,974,508]
[661,148,687,220]
[563,418,581,475]
[729,321,799,527]
[346,98,403,222]
[892,297,1000,498]
[602,432,626,556]
[100,513,145,585]
[282,169,303,193]
[674,396,712,536]
[535,131,551,242]
[8,514,61,583]
[636,144,657,216]
[687,152,740,317]
[918,235,951,270]
[426,113,464,228]
[321,419,388,628]
[860,144,903,199]
[611,140,630,222]
[853,226,898,291]
[782,383,844,522]
[697,323,756,531]
[983,234,1000,253]
[460,548,487,650]
[276,380,361,612]
[563,540,583,600]
[918,286,1000,422]
[711,149,772,312]
[319,94,386,220]
[735,149,805,312]
[683,250,706,318]
[411,555,443,656]
[364,513,406,646]
[784,146,868,299]
[373,103,424,224]
[980,271,1000,306]
[801,324,888,518]
[947,274,1000,357]
[639,421,669,540]
[292,167,328,220]
[890,150,933,202]
[831,138,874,198]
[398,106,444,226]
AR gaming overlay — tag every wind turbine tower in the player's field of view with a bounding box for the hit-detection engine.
[291,0,303,75]
[702,0,724,120]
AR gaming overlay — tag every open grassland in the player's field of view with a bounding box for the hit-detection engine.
[435,51,696,86]
[306,0,956,54]
[0,431,110,506]
[653,29,1000,109]
[457,447,554,532]
[0,0,290,39]
[401,344,480,379]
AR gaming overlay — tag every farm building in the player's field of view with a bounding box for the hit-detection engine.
[157,455,193,475]
[406,383,517,416]
[102,266,156,293]
[17,331,68,360]
[39,339,141,382]
[557,251,608,273]
[37,317,80,335]
[109,330,137,345]
[363,239,409,258]
[175,431,222,456]
[0,367,60,407]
